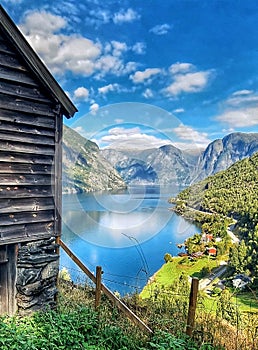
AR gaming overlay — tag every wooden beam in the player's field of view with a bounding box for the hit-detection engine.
[0,209,54,226]
[0,173,53,186]
[0,140,54,155]
[0,121,55,137]
[59,239,153,334]
[0,185,53,199]
[0,109,55,129]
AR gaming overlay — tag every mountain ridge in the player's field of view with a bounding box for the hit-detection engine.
[192,132,258,182]
[101,132,258,186]
[62,128,258,192]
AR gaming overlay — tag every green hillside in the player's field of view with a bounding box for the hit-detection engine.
[173,152,258,280]
[62,125,126,193]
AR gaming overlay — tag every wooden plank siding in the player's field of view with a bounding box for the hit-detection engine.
[0,28,62,245]
[0,244,17,314]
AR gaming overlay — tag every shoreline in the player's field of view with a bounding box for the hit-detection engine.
[140,206,240,297]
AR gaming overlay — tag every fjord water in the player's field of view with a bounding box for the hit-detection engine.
[61,186,200,295]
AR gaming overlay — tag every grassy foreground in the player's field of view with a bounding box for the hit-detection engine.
[0,281,222,350]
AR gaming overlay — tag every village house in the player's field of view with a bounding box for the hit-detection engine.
[232,274,252,290]
[206,247,217,256]
[201,233,213,243]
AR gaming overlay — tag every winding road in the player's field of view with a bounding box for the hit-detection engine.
[198,265,228,290]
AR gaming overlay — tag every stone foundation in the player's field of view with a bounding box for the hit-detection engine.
[16,237,59,314]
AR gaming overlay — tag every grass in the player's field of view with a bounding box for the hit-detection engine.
[141,255,258,310]
[0,280,223,350]
[231,291,258,312]
[141,256,218,299]
[1,278,256,350]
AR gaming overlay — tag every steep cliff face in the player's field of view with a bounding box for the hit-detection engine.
[101,133,258,186]
[192,132,258,182]
[62,126,126,193]
[101,145,199,186]
[101,148,158,184]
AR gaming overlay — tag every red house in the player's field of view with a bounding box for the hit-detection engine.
[207,247,217,256]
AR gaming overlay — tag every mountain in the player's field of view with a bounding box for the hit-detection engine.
[101,145,199,186]
[101,133,258,187]
[62,130,258,192]
[173,151,258,277]
[62,125,126,193]
[175,151,258,218]
[192,132,258,182]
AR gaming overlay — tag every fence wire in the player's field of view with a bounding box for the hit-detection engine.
[59,263,258,350]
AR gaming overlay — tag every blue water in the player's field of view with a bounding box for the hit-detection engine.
[60,186,200,295]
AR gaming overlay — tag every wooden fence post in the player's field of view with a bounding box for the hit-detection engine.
[186,277,199,337]
[59,240,153,334]
[95,266,102,309]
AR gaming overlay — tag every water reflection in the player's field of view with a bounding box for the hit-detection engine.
[63,186,174,248]
[61,186,200,294]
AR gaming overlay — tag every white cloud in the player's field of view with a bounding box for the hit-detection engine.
[143,88,154,99]
[96,56,137,78]
[113,8,140,24]
[132,42,146,55]
[222,128,235,133]
[150,23,171,35]
[232,89,253,96]
[73,126,84,134]
[20,12,101,75]
[74,87,90,101]
[165,71,211,96]
[173,124,211,147]
[164,62,213,96]
[215,90,258,127]
[173,108,185,113]
[19,10,67,35]
[225,91,258,108]
[130,68,161,84]
[111,41,128,56]
[90,103,100,115]
[169,62,194,75]
[19,10,137,78]
[98,83,120,94]
[98,126,172,150]
[88,9,110,25]
[216,108,258,127]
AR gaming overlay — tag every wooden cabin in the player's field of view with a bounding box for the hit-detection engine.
[0,6,77,315]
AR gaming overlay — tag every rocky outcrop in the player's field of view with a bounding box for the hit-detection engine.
[192,132,258,182]
[16,238,59,314]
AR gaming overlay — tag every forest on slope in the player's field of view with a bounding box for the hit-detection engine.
[173,152,258,282]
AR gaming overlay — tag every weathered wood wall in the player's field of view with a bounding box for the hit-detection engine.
[0,27,63,245]
[0,244,17,314]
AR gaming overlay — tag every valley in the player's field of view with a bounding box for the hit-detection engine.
[62,126,258,301]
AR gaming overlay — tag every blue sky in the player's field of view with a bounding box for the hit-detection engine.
[4,0,258,150]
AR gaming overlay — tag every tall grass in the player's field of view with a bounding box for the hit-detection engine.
[0,279,225,350]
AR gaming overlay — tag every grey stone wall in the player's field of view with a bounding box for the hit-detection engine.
[16,237,59,314]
